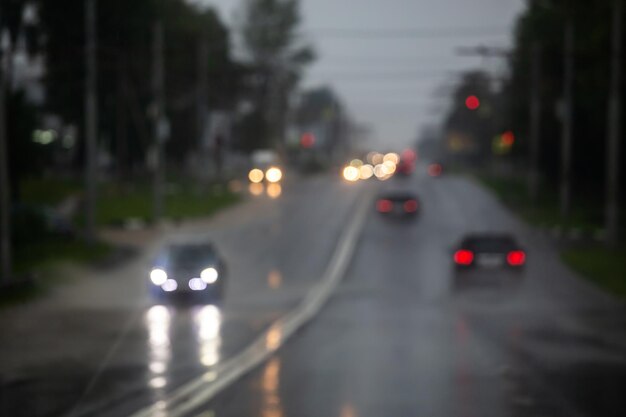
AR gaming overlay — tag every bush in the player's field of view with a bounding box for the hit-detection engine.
[11,205,49,246]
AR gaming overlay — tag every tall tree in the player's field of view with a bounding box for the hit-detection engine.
[504,0,619,195]
[38,0,242,171]
[238,0,314,151]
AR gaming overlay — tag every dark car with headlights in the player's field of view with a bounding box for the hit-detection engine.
[453,234,526,271]
[149,241,227,302]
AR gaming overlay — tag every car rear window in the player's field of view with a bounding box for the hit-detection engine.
[384,194,417,202]
[464,237,516,252]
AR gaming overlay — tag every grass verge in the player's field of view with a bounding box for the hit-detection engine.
[1,240,112,308]
[20,178,82,206]
[477,173,625,300]
[561,247,626,299]
[96,183,240,226]
[478,175,601,231]
[3,180,240,308]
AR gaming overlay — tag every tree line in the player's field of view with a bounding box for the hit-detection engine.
[1,0,314,198]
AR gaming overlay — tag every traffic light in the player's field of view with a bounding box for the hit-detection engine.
[300,132,315,148]
[501,130,515,146]
[493,131,515,155]
[465,95,480,110]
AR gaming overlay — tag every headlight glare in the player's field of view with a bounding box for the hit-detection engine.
[150,268,168,285]
[265,167,282,183]
[201,267,219,284]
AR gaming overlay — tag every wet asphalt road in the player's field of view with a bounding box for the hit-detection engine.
[0,174,362,417]
[1,170,626,417]
[187,171,626,417]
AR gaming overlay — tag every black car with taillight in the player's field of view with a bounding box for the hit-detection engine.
[453,234,526,270]
[376,192,420,218]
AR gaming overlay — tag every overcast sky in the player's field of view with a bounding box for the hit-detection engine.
[199,0,526,149]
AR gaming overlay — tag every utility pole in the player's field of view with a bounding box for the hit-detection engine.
[528,42,542,204]
[0,31,11,284]
[197,34,208,148]
[152,21,166,223]
[197,35,210,178]
[606,0,623,245]
[84,0,98,243]
[560,20,574,221]
[116,58,127,179]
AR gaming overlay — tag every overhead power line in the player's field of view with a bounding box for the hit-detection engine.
[304,26,510,39]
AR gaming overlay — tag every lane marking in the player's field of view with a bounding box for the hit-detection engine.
[128,188,373,417]
[69,308,144,417]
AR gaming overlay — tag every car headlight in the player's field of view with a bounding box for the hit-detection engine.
[161,279,178,292]
[265,167,282,183]
[150,268,168,285]
[201,267,219,284]
[248,168,264,184]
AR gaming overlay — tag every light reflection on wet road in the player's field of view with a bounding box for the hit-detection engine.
[1,171,625,417]
[0,174,363,417]
[193,170,626,417]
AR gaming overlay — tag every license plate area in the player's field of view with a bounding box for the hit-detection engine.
[477,253,504,268]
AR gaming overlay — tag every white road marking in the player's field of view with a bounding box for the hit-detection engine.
[128,188,373,417]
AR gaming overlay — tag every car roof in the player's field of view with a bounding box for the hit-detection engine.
[378,190,418,200]
[159,239,216,253]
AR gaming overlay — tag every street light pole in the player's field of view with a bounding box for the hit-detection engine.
[560,20,574,221]
[84,0,98,243]
[528,41,542,204]
[0,31,11,284]
[152,21,165,223]
[606,0,623,245]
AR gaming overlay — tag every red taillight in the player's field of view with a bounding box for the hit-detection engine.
[454,249,474,265]
[428,164,442,177]
[377,199,393,213]
[507,250,526,266]
[403,200,418,213]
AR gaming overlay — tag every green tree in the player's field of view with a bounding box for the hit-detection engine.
[504,0,621,194]
[37,0,242,172]
[1,0,44,201]
[238,0,315,151]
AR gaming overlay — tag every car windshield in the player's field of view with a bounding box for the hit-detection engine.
[2,1,624,417]
[164,244,216,268]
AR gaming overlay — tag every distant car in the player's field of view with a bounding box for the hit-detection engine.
[453,234,526,270]
[376,191,420,218]
[248,149,283,184]
[427,163,443,177]
[396,159,414,177]
[149,241,227,302]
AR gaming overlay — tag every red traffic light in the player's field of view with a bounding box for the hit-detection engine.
[465,95,480,110]
[501,130,515,146]
[300,132,315,148]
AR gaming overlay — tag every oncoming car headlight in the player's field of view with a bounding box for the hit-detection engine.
[265,167,282,183]
[201,267,219,284]
[248,168,264,184]
[150,268,168,285]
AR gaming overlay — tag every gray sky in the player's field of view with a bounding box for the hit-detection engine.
[199,0,525,149]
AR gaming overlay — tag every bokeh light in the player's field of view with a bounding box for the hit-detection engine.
[265,167,283,183]
[343,166,360,182]
[359,164,374,180]
[248,168,264,184]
